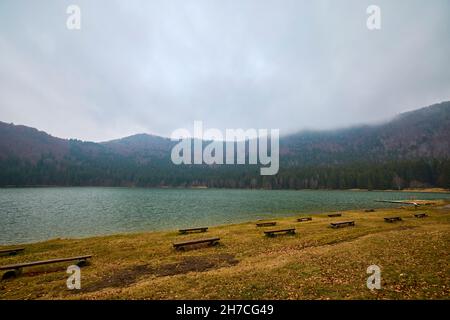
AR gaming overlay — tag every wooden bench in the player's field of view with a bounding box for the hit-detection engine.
[330,221,355,228]
[364,209,375,212]
[297,217,312,222]
[173,237,220,250]
[328,213,342,217]
[0,248,25,256]
[1,255,92,279]
[264,228,296,237]
[256,222,277,227]
[384,217,402,223]
[179,227,208,234]
[414,213,428,218]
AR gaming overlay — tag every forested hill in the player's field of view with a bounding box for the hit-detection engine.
[281,101,450,165]
[0,101,449,189]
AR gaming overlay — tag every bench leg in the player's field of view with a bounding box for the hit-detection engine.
[8,251,18,256]
[2,268,22,280]
[76,259,88,267]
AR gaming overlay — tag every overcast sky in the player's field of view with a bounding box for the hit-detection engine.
[0,0,449,142]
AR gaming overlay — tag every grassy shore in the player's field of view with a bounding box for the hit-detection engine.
[385,188,450,193]
[0,201,449,300]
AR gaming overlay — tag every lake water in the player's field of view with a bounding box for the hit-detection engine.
[0,187,449,244]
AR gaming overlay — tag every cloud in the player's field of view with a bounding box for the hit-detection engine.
[0,0,449,141]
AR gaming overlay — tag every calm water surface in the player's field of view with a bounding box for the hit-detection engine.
[1,187,449,244]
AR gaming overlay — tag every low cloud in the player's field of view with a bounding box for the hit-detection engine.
[0,0,449,141]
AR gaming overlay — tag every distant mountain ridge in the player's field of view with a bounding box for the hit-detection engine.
[0,101,449,189]
[282,101,450,165]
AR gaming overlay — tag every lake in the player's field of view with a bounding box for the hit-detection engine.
[0,187,449,244]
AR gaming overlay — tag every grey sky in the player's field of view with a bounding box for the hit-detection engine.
[0,0,449,142]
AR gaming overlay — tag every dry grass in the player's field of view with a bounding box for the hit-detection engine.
[0,201,449,300]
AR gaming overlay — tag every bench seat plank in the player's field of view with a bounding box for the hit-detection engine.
[297,217,312,222]
[330,221,355,228]
[264,228,296,236]
[328,213,342,217]
[0,248,25,255]
[0,255,92,271]
[179,227,208,234]
[256,222,277,227]
[384,217,402,222]
[173,237,220,248]
[414,213,428,218]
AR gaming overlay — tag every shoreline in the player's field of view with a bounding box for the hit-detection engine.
[0,199,446,248]
[0,201,449,299]
[1,185,449,193]
[1,199,446,247]
[1,199,448,247]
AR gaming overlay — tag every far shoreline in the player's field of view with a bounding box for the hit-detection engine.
[0,185,449,193]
